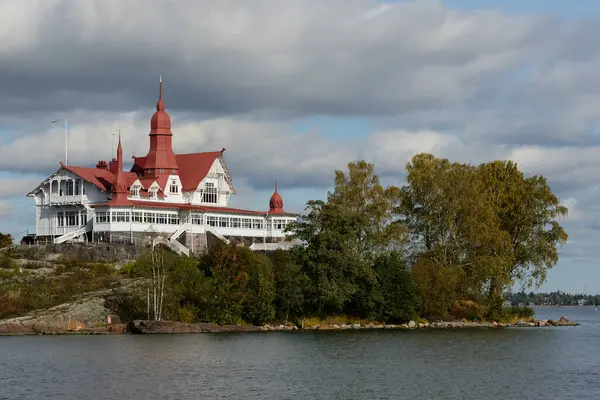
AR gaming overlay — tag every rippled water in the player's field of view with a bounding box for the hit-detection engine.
[1,307,600,399]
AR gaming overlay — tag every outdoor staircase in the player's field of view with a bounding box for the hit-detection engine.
[205,225,230,244]
[169,226,187,242]
[153,236,190,256]
[53,224,92,244]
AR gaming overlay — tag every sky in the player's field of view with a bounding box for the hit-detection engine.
[1,0,599,293]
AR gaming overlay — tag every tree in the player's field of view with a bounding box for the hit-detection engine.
[399,154,511,316]
[0,233,12,250]
[269,250,309,323]
[199,243,249,324]
[477,160,568,289]
[289,160,405,315]
[399,153,568,319]
[371,251,417,322]
[245,252,276,325]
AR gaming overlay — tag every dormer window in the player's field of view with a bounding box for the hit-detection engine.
[170,180,179,194]
[131,185,140,198]
[149,188,158,199]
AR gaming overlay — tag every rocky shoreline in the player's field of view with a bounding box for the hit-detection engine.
[0,316,578,335]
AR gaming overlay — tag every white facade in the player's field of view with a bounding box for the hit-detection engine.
[27,158,298,253]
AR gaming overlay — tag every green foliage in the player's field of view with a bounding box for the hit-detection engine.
[269,251,309,321]
[0,254,18,270]
[370,251,417,322]
[0,261,118,319]
[289,160,405,315]
[399,153,567,319]
[245,253,276,325]
[0,232,13,250]
[501,306,535,322]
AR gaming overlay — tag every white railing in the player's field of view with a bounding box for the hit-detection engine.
[169,225,187,241]
[53,225,91,244]
[249,242,299,251]
[153,236,190,256]
[48,195,87,204]
[205,225,230,244]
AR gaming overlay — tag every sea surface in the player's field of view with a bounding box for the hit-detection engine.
[1,307,599,399]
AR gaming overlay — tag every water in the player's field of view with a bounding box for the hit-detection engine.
[1,307,599,399]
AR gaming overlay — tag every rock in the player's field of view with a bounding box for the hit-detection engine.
[418,323,424,328]
[491,322,498,328]
[0,323,34,334]
[559,316,569,323]
[516,320,528,327]
[408,320,416,328]
[128,320,263,334]
[352,323,361,329]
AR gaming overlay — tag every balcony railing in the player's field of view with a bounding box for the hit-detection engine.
[48,195,87,205]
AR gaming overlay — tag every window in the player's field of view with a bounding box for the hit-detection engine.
[253,219,264,230]
[96,212,108,223]
[170,180,179,194]
[202,182,217,203]
[160,168,164,173]
[207,216,218,227]
[218,217,229,228]
[274,219,286,230]
[157,213,168,224]
[144,212,156,224]
[168,214,180,225]
[66,180,74,196]
[57,212,65,227]
[132,211,143,223]
[131,186,140,198]
[191,214,203,225]
[82,186,86,195]
[112,211,130,223]
[149,188,157,199]
[172,169,176,173]
[230,217,240,228]
[241,218,252,229]
[51,181,58,194]
[74,180,80,196]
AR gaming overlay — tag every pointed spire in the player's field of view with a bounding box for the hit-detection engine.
[157,76,165,111]
[275,180,278,192]
[117,130,123,162]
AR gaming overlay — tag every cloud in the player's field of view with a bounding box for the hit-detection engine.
[0,0,560,121]
[2,0,600,291]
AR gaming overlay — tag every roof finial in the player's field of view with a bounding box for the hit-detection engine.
[156,76,165,111]
[275,180,278,192]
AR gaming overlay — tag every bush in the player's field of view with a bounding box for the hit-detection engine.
[501,306,535,322]
[0,254,17,270]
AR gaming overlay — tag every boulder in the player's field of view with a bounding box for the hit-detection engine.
[352,323,361,329]
[408,320,416,328]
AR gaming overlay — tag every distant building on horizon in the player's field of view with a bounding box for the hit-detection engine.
[26,80,299,255]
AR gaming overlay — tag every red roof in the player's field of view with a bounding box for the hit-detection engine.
[60,164,138,192]
[62,164,115,192]
[132,150,224,191]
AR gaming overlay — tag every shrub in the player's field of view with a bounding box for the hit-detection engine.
[501,306,535,322]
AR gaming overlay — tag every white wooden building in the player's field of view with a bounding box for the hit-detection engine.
[26,81,298,255]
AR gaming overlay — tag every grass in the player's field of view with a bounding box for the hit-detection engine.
[0,260,120,319]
